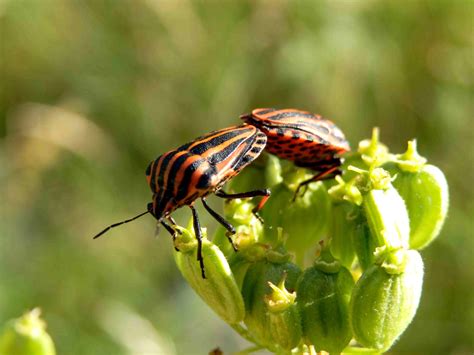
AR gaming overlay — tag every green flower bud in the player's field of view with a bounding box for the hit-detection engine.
[351,217,377,271]
[384,140,449,249]
[358,167,410,250]
[357,128,391,168]
[328,175,363,206]
[212,197,264,257]
[350,250,424,351]
[329,200,358,268]
[228,243,268,290]
[342,128,391,182]
[297,249,354,353]
[264,154,283,187]
[0,309,56,355]
[227,252,252,291]
[174,226,245,324]
[264,277,302,350]
[241,254,302,350]
[260,180,330,258]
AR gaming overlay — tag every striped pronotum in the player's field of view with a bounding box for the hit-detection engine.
[94,125,270,278]
[241,108,350,194]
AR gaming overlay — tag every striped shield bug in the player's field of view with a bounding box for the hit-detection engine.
[241,108,350,196]
[94,125,270,278]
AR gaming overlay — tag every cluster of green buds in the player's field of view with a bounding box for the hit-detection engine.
[173,129,449,354]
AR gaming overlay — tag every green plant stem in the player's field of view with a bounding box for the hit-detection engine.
[230,323,280,353]
[230,323,256,344]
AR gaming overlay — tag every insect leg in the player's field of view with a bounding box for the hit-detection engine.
[160,220,180,251]
[201,198,237,251]
[293,166,341,201]
[215,189,271,223]
[190,204,206,279]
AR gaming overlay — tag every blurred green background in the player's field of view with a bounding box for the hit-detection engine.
[1,0,472,354]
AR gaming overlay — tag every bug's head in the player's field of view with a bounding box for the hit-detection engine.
[148,192,174,221]
[240,112,258,126]
[240,108,276,127]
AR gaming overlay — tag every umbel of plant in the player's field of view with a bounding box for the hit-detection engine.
[174,129,448,354]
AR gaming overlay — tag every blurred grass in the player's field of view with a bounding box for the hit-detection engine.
[0,0,473,354]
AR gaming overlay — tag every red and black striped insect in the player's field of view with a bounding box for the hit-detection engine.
[94,125,270,278]
[241,108,350,196]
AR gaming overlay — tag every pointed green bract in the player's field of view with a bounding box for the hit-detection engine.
[264,278,302,350]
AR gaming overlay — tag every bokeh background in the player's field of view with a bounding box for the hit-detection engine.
[1,0,473,354]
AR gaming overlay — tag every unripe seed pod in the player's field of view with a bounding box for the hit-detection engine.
[228,243,268,290]
[227,252,252,291]
[241,256,301,349]
[264,278,302,350]
[0,309,56,355]
[264,153,283,187]
[213,197,264,257]
[174,227,245,324]
[393,165,448,249]
[357,128,391,168]
[361,168,410,250]
[384,141,449,250]
[297,249,354,353]
[350,250,424,351]
[260,180,330,255]
[351,216,377,271]
[328,176,375,270]
[329,201,357,268]
[342,128,391,181]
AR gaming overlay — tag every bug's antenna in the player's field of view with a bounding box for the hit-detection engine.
[93,211,149,239]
